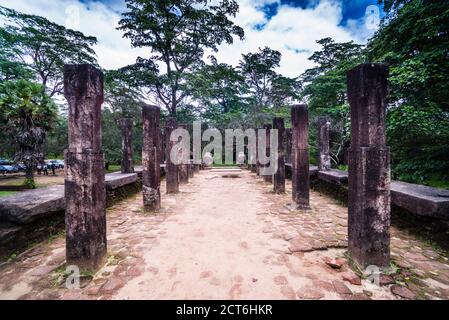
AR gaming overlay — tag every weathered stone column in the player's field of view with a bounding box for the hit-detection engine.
[142,105,161,212]
[317,117,331,171]
[64,64,106,271]
[291,104,310,210]
[256,128,260,176]
[251,162,257,173]
[194,164,200,173]
[347,63,391,268]
[160,128,165,165]
[165,118,179,194]
[263,124,273,183]
[188,161,194,178]
[178,124,189,184]
[273,118,285,194]
[285,128,292,165]
[119,117,134,173]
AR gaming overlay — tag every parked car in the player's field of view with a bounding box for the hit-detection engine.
[47,160,64,169]
[16,163,27,171]
[0,159,13,165]
[0,165,19,174]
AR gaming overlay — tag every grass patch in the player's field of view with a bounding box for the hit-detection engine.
[343,251,365,278]
[51,264,95,288]
[106,165,121,173]
[422,178,449,190]
[0,191,17,197]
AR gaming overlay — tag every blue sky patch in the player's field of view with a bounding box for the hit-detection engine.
[259,0,383,28]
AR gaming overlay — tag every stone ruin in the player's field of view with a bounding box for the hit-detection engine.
[63,64,107,271]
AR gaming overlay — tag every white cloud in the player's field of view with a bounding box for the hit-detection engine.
[0,0,146,70]
[1,0,378,77]
[210,0,376,77]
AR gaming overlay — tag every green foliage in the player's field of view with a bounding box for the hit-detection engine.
[0,191,18,197]
[118,0,244,115]
[23,177,36,189]
[0,50,32,82]
[188,57,249,128]
[300,38,364,166]
[0,80,57,131]
[101,108,143,165]
[368,0,449,184]
[0,5,98,97]
[387,104,449,183]
[104,69,145,117]
[45,116,68,158]
[1,2,447,189]
[238,47,299,126]
[369,1,449,111]
[0,79,57,183]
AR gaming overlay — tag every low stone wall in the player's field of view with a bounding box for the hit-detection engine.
[106,172,142,207]
[0,172,143,261]
[308,168,449,220]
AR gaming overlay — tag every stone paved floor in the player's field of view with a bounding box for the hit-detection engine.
[0,169,448,300]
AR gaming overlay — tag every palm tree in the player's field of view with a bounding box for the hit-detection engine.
[0,79,57,187]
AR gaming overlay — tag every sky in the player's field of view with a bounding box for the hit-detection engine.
[0,0,383,78]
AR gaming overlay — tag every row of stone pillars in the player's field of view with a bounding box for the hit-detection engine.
[256,105,310,209]
[63,63,390,272]
[120,116,196,198]
[63,64,199,272]
[256,63,391,268]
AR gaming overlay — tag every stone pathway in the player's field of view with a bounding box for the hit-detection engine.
[0,169,448,300]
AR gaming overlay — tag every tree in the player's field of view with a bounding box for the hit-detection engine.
[239,47,280,112]
[367,0,449,184]
[239,47,298,126]
[118,0,244,116]
[104,69,145,117]
[0,6,98,97]
[101,70,147,165]
[369,1,449,111]
[0,80,57,187]
[0,35,32,82]
[188,58,249,128]
[45,116,68,159]
[299,38,364,165]
[269,75,300,110]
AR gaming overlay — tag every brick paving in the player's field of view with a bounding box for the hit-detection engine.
[0,169,448,300]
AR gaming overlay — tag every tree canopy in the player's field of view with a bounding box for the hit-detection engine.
[0,6,98,97]
[0,1,448,188]
[118,0,245,116]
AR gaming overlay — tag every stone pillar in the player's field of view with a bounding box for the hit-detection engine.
[256,128,260,176]
[347,63,391,268]
[194,164,200,173]
[263,124,273,183]
[119,117,134,173]
[142,105,161,212]
[178,124,189,184]
[285,128,292,165]
[251,164,256,173]
[291,104,310,210]
[317,117,331,171]
[188,161,194,178]
[63,64,106,271]
[160,128,165,165]
[273,118,285,194]
[165,118,179,194]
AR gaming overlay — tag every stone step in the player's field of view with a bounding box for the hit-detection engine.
[210,168,242,173]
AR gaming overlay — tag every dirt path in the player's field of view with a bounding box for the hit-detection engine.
[115,169,312,299]
[1,169,448,300]
[112,169,389,300]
